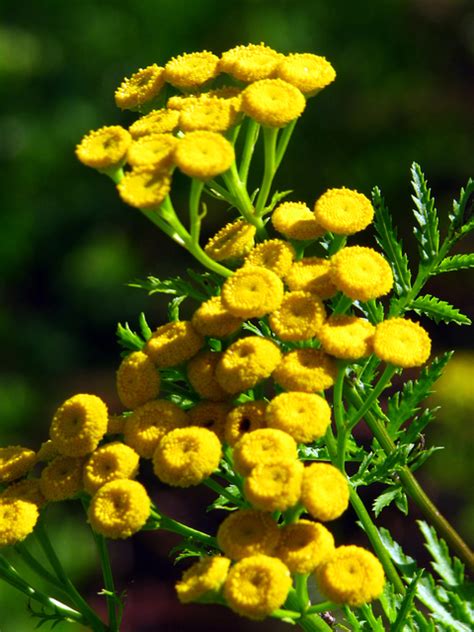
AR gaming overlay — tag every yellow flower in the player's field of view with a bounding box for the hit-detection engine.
[319,315,375,360]
[115,64,165,110]
[316,545,385,606]
[244,239,295,277]
[176,556,231,603]
[129,108,180,138]
[241,78,306,128]
[314,188,374,235]
[244,459,304,512]
[330,246,394,302]
[174,131,235,180]
[217,509,281,560]
[301,463,349,521]
[275,519,335,573]
[153,427,222,487]
[1,478,47,509]
[266,392,332,444]
[188,401,231,443]
[50,394,108,457]
[272,201,325,241]
[233,428,297,476]
[204,220,256,262]
[124,399,188,459]
[88,479,150,539]
[179,97,240,133]
[275,53,336,96]
[186,350,228,401]
[221,265,284,318]
[164,51,220,89]
[39,456,84,501]
[272,348,337,392]
[269,291,326,341]
[83,442,140,495]
[127,133,178,170]
[144,321,204,368]
[373,318,431,368]
[215,336,282,395]
[225,401,267,447]
[117,167,171,209]
[0,498,39,547]
[219,43,283,82]
[191,296,242,338]
[75,126,131,170]
[285,257,338,299]
[0,446,36,484]
[35,440,59,462]
[107,415,126,435]
[116,350,161,410]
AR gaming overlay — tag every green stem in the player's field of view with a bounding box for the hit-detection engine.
[222,163,267,237]
[14,542,68,595]
[275,119,297,170]
[189,179,205,244]
[202,477,246,508]
[360,603,382,630]
[92,533,119,631]
[272,608,302,620]
[102,166,124,184]
[255,126,278,215]
[150,508,218,548]
[333,362,348,471]
[239,118,260,185]
[206,179,239,206]
[295,573,310,610]
[346,365,397,431]
[305,602,338,615]
[285,588,334,632]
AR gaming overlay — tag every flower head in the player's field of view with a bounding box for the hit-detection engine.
[191,296,242,339]
[233,428,297,476]
[301,463,349,521]
[314,187,374,235]
[275,53,336,96]
[39,456,84,501]
[186,351,228,401]
[144,321,203,368]
[204,220,256,262]
[217,509,280,560]
[265,392,332,444]
[373,318,431,367]
[127,133,178,169]
[117,167,171,209]
[269,291,326,341]
[244,459,304,512]
[1,478,46,509]
[285,257,337,299]
[275,519,335,573]
[0,446,36,484]
[221,266,284,319]
[179,96,239,133]
[83,442,140,495]
[225,401,267,447]
[272,201,325,240]
[272,348,337,392]
[116,350,160,410]
[35,440,59,462]
[0,498,39,547]
[241,78,306,127]
[76,126,131,170]
[330,246,393,301]
[129,108,180,138]
[174,131,235,180]
[50,394,108,457]
[115,64,165,110]
[188,401,231,442]
[219,43,283,82]
[164,51,220,89]
[319,315,375,360]
[244,239,295,277]
[176,556,231,603]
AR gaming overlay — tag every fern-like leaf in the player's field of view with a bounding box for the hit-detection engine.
[418,520,464,586]
[434,253,474,274]
[449,178,474,235]
[116,321,145,352]
[411,163,440,263]
[408,295,471,325]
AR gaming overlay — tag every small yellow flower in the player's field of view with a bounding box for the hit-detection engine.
[35,440,59,462]
[1,478,47,509]
[275,519,335,573]
[115,64,165,110]
[221,266,284,319]
[88,479,150,539]
[75,126,131,170]
[153,426,222,487]
[0,498,39,547]
[272,201,325,241]
[219,43,283,82]
[107,415,126,435]
[266,392,332,444]
[241,78,306,128]
[164,51,220,89]
[50,394,108,457]
[174,131,235,180]
[204,220,256,262]
[127,133,178,170]
[301,463,349,521]
[314,188,374,235]
[116,350,160,410]
[285,257,338,299]
[144,321,204,368]
[319,315,375,360]
[124,399,188,459]
[373,318,431,368]
[83,442,140,495]
[233,428,297,476]
[188,401,231,443]
[225,401,267,447]
[275,53,336,96]
[39,456,84,501]
[269,291,326,341]
[330,246,394,302]
[186,350,228,401]
[244,459,304,512]
[179,97,239,133]
[129,108,180,138]
[0,446,36,484]
[244,239,295,277]
[217,509,281,560]
[176,556,231,603]
[191,296,242,339]
[316,545,385,606]
[272,348,337,392]
[117,167,171,209]
[215,336,282,395]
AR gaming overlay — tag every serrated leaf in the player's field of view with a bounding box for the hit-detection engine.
[417,575,471,631]
[418,520,463,586]
[378,527,417,576]
[116,321,145,352]
[403,407,438,445]
[138,312,152,340]
[448,178,474,235]
[411,163,440,263]
[390,571,423,632]
[372,486,402,517]
[408,295,471,325]
[435,254,474,274]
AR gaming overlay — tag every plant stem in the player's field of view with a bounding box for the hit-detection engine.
[189,179,205,244]
[239,118,260,185]
[14,542,69,595]
[275,119,297,170]
[333,362,348,471]
[149,508,218,548]
[255,126,278,215]
[202,477,246,507]
[222,163,267,237]
[346,365,397,431]
[92,532,119,631]
[285,588,334,632]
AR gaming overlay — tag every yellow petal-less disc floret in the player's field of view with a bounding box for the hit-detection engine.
[225,401,267,447]
[176,556,231,603]
[88,479,150,539]
[221,265,284,319]
[164,51,220,90]
[129,108,180,138]
[272,201,325,241]
[275,519,335,574]
[275,53,336,96]
[314,187,374,235]
[215,336,282,395]
[301,463,349,521]
[285,257,338,299]
[0,446,36,484]
[217,509,281,560]
[50,394,108,457]
[0,498,39,547]
[186,351,228,402]
[188,401,231,443]
[76,126,132,170]
[330,246,393,302]
[244,459,304,512]
[191,296,242,338]
[35,439,59,462]
[219,43,283,82]
[1,478,47,509]
[269,291,326,341]
[266,392,332,444]
[153,426,222,487]
[241,79,306,128]
[116,350,160,410]
[39,456,84,501]
[373,318,431,368]
[174,131,235,180]
[179,97,239,133]
[233,428,297,476]
[316,545,385,606]
[244,239,295,277]
[115,64,165,110]
[319,315,375,360]
[144,321,204,368]
[272,348,337,392]
[127,133,178,170]
[83,442,140,495]
[204,220,256,262]
[117,167,171,209]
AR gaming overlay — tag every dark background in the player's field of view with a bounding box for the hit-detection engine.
[1,1,473,630]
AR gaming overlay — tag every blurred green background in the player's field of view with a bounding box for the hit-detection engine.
[1,0,473,630]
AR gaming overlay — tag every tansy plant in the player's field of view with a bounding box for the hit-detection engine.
[1,43,473,632]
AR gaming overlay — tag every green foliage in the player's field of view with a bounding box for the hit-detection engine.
[411,163,440,264]
[408,295,471,325]
[434,254,474,274]
[116,312,152,353]
[130,269,222,302]
[448,179,474,238]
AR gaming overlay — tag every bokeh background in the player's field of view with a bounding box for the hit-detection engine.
[1,0,473,630]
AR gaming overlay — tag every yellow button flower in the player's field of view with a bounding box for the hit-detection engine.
[144,321,204,368]
[233,428,297,476]
[217,509,281,560]
[285,256,338,299]
[116,350,160,410]
[76,126,131,170]
[314,187,374,235]
[117,167,171,209]
[244,239,295,277]
[330,246,393,302]
[244,459,304,512]
[0,498,39,547]
[301,463,349,521]
[50,394,108,457]
[179,97,239,133]
[129,108,180,138]
[0,446,36,484]
[191,296,242,338]
[127,133,178,170]
[373,318,431,367]
[83,442,140,495]
[266,392,332,443]
[272,348,337,392]
[186,350,228,402]
[275,53,336,96]
[1,478,46,509]
[241,78,306,128]
[174,131,235,180]
[35,439,59,462]
[269,291,326,341]
[39,456,84,501]
[221,266,284,319]
[275,519,335,573]
[224,401,267,447]
[219,43,283,82]
[176,556,231,603]
[115,64,165,110]
[164,51,220,89]
[188,401,231,443]
[319,315,375,360]
[204,220,256,262]
[272,201,325,241]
